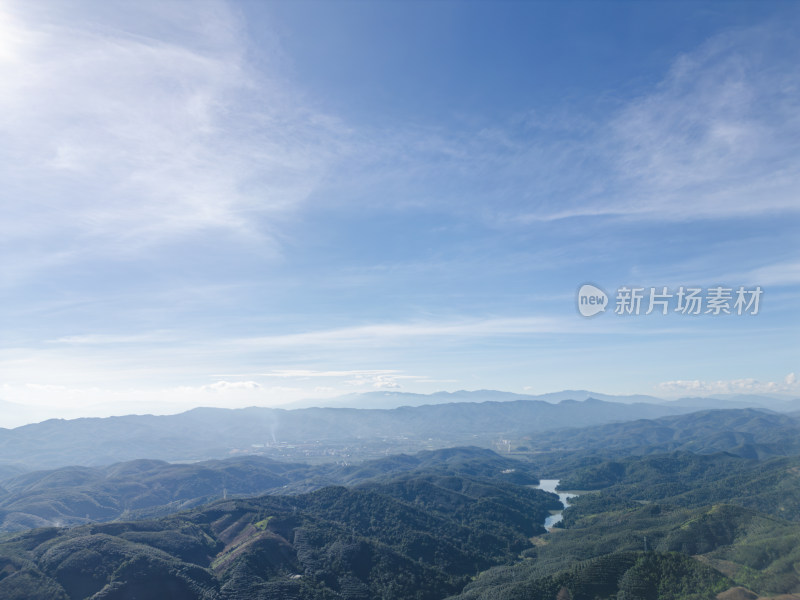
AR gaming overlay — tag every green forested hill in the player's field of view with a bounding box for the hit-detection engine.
[447,451,800,600]
[0,447,535,532]
[0,472,561,600]
[522,408,800,459]
[452,551,734,600]
[558,452,800,519]
[3,447,798,600]
[448,500,800,600]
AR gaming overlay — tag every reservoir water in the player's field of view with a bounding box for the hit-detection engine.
[535,479,578,531]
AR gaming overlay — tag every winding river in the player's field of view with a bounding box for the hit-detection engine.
[535,479,578,531]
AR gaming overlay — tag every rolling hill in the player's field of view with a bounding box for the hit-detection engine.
[0,447,537,532]
[0,398,697,471]
[0,470,560,600]
[523,408,800,459]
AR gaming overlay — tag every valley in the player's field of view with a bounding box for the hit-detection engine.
[0,398,798,599]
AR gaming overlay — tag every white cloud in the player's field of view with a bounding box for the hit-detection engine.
[232,317,581,349]
[225,369,429,391]
[226,315,698,352]
[343,372,424,390]
[0,315,693,396]
[657,372,800,396]
[507,22,800,224]
[741,261,800,287]
[259,369,403,379]
[0,0,350,280]
[48,332,177,345]
[201,380,264,392]
[609,24,800,220]
[2,3,796,289]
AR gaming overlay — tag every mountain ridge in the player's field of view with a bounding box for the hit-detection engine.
[0,397,698,470]
[3,389,797,431]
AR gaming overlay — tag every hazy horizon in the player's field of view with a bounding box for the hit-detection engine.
[1,386,798,430]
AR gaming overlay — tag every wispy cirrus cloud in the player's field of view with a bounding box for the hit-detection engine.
[364,18,800,229]
[0,0,350,275]
[609,24,800,220]
[739,261,800,287]
[47,331,177,345]
[229,316,581,349]
[506,21,800,224]
[2,2,796,282]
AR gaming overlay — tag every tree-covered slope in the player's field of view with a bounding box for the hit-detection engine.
[558,452,800,520]
[448,451,800,600]
[0,447,537,532]
[0,473,561,600]
[452,551,733,600]
[524,409,800,459]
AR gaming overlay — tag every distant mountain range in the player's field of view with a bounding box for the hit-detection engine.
[288,389,666,409]
[3,389,797,431]
[288,389,800,410]
[0,397,704,471]
[2,395,800,473]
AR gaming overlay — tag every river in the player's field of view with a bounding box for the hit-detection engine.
[534,479,578,531]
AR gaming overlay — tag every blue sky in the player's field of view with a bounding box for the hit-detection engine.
[0,0,798,425]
